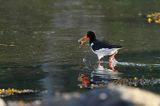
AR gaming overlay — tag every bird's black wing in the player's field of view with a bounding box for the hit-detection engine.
[91,40,122,51]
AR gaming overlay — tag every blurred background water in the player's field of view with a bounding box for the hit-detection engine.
[0,0,160,101]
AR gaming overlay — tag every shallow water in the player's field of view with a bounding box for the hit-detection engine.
[0,0,160,101]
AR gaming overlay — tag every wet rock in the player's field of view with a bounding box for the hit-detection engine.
[52,85,160,106]
[112,85,160,106]
[0,99,6,106]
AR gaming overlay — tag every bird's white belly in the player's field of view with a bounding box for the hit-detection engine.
[91,48,119,59]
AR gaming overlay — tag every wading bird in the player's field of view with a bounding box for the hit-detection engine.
[78,31,122,70]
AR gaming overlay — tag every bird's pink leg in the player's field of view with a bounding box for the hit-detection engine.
[109,55,114,70]
[109,51,118,71]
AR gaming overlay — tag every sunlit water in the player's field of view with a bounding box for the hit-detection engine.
[0,0,160,101]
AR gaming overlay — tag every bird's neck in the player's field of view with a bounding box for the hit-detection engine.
[89,38,96,45]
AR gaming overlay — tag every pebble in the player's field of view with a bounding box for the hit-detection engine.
[99,92,108,100]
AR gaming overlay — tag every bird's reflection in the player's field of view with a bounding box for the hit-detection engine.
[97,60,117,71]
[78,64,120,89]
[78,64,160,89]
[92,64,120,80]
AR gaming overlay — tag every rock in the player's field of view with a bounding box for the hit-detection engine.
[52,85,160,106]
[0,99,6,106]
[110,85,160,106]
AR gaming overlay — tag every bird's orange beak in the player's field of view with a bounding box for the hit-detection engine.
[78,35,89,45]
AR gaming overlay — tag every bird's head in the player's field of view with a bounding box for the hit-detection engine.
[78,31,96,45]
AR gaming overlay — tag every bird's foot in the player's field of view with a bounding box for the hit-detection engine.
[109,62,117,71]
[109,65,115,71]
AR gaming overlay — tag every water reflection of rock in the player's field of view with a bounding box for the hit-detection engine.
[78,64,160,89]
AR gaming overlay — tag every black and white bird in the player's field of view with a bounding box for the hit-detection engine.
[78,31,122,70]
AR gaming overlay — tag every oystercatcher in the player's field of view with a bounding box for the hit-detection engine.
[78,31,122,70]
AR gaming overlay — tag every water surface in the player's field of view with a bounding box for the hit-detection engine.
[0,0,160,101]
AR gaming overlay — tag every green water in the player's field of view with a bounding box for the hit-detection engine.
[0,0,160,100]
